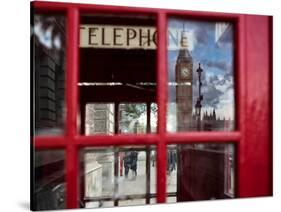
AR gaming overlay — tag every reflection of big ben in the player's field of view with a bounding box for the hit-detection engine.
[175,30,193,131]
[176,30,194,202]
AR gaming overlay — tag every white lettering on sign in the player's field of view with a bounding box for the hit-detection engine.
[80,25,195,50]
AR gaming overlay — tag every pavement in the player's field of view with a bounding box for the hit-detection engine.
[86,154,177,208]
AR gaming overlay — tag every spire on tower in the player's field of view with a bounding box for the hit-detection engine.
[176,22,192,64]
[180,22,189,49]
[213,108,216,120]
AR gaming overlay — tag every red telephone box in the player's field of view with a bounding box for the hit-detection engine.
[31,1,272,210]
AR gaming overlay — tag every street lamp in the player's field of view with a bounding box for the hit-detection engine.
[195,63,203,131]
[195,100,201,117]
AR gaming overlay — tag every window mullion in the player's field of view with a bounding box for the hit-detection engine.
[65,5,79,138]
[156,10,168,203]
[166,131,241,144]
[34,137,67,149]
[65,6,80,209]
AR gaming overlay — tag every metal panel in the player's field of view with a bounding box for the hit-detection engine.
[238,15,273,197]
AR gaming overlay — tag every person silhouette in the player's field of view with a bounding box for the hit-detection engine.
[130,151,138,178]
[124,152,131,178]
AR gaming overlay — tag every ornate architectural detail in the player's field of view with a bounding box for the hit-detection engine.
[175,29,193,131]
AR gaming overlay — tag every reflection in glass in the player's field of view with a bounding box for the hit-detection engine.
[150,197,176,204]
[83,103,157,135]
[166,146,177,199]
[119,199,146,206]
[33,150,66,210]
[167,144,235,202]
[150,103,158,133]
[119,103,147,134]
[85,103,115,135]
[79,13,157,135]
[167,19,235,132]
[81,146,156,208]
[85,201,114,208]
[119,103,157,134]
[33,14,66,135]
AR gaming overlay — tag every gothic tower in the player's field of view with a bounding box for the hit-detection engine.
[175,29,193,131]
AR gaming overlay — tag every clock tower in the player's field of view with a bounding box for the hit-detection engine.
[175,30,193,131]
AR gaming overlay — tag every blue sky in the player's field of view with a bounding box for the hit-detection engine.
[167,19,235,122]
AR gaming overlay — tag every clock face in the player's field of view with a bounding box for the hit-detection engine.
[181,67,190,79]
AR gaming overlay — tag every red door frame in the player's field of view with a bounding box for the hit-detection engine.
[32,1,273,209]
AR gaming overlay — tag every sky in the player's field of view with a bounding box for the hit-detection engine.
[167,18,235,129]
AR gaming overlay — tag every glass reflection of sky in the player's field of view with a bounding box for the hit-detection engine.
[168,19,235,123]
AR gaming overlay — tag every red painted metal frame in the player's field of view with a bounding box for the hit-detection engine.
[156,11,168,202]
[32,1,272,209]
[65,6,80,208]
[237,15,273,197]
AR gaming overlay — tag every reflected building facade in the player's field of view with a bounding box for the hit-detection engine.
[190,109,234,131]
[34,15,66,136]
[175,30,193,131]
[173,23,235,202]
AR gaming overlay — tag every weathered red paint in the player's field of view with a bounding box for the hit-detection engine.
[32,1,273,208]
[156,11,168,203]
[65,6,80,208]
[66,144,79,208]
[35,137,67,149]
[75,135,159,147]
[236,14,247,198]
[66,6,79,139]
[167,132,241,144]
[238,15,273,197]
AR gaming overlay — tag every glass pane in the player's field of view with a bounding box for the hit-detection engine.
[85,103,115,135]
[83,103,157,135]
[150,197,176,204]
[166,147,177,195]
[167,19,235,132]
[119,199,146,206]
[167,144,235,202]
[80,146,156,208]
[32,150,66,210]
[32,13,66,135]
[150,103,158,133]
[119,103,147,134]
[85,201,114,208]
[79,13,157,135]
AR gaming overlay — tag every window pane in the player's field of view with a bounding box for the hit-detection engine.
[32,150,66,210]
[166,146,177,195]
[119,103,147,134]
[33,13,66,135]
[85,103,115,135]
[85,201,114,208]
[150,103,158,133]
[80,146,156,208]
[79,13,157,135]
[167,19,235,132]
[150,197,176,204]
[119,199,146,206]
[83,103,157,135]
[167,144,235,202]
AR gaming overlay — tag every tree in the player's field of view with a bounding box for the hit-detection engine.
[120,103,158,133]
